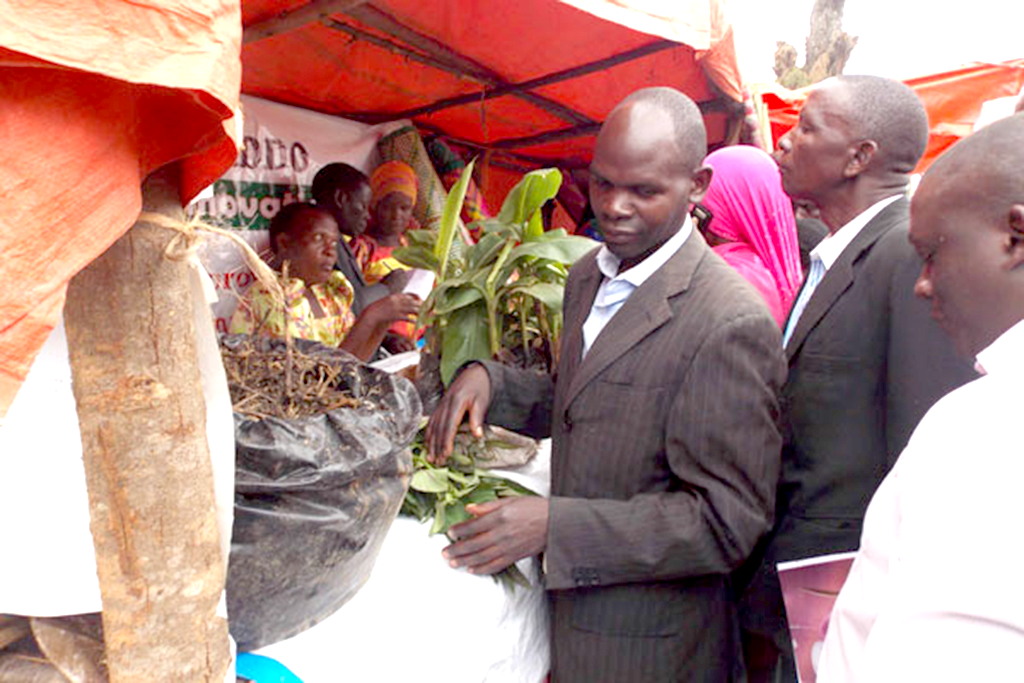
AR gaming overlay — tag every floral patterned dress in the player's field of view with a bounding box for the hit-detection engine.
[229,270,357,347]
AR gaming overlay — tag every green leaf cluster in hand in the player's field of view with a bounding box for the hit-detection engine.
[400,430,537,590]
[394,165,597,385]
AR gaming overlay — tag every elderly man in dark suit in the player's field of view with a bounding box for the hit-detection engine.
[737,75,978,681]
[427,87,786,682]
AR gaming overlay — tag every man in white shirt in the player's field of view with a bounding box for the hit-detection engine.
[818,105,1024,683]
[425,87,786,682]
[738,76,977,682]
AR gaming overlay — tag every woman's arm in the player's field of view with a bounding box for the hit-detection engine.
[340,293,420,361]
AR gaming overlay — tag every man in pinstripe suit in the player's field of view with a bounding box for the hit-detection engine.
[427,88,786,682]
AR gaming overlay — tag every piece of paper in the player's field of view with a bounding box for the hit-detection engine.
[777,551,857,683]
[402,268,435,300]
[368,350,420,375]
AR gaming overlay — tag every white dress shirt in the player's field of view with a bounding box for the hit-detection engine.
[581,216,692,357]
[783,194,902,346]
[817,318,1024,682]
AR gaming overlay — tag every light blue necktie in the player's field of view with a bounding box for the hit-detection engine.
[783,254,825,348]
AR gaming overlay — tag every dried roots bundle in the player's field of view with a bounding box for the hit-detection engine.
[221,336,385,420]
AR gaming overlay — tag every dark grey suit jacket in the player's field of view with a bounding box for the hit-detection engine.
[482,231,786,682]
[335,239,388,316]
[778,197,976,560]
[738,198,977,642]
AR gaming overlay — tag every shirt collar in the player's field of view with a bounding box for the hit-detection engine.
[974,317,1024,376]
[812,194,902,270]
[594,215,693,285]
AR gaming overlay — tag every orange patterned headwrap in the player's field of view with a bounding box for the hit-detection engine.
[369,160,418,209]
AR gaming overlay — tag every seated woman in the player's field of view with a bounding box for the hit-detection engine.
[230,202,420,361]
[700,146,803,327]
[351,160,419,284]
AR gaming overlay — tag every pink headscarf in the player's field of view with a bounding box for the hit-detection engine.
[701,146,802,327]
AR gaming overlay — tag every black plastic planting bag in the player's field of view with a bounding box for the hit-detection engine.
[222,336,421,651]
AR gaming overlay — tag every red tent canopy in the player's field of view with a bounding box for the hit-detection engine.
[0,1,241,416]
[762,59,1024,173]
[1,0,746,415]
[240,0,745,174]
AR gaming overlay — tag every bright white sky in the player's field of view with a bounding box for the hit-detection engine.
[728,0,1024,84]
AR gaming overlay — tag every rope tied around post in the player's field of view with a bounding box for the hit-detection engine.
[138,211,285,308]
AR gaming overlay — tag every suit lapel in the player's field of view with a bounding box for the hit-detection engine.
[340,239,368,287]
[784,261,855,361]
[558,260,601,389]
[561,232,706,409]
[785,198,907,361]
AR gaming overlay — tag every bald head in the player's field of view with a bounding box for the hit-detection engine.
[923,112,1024,218]
[833,75,930,173]
[589,87,712,271]
[615,87,707,172]
[909,114,1024,357]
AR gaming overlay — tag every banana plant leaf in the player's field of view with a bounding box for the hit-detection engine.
[497,168,563,240]
[440,300,490,386]
[472,218,514,238]
[467,232,507,272]
[526,211,545,241]
[436,159,476,278]
[392,244,439,272]
[505,281,564,312]
[539,261,569,280]
[432,283,484,315]
[405,229,437,249]
[493,231,596,289]
[508,230,597,264]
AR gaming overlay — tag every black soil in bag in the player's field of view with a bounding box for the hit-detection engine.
[221,335,421,651]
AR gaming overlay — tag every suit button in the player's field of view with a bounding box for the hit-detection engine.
[563,411,573,432]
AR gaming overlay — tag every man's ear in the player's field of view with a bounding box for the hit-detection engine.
[1005,204,1024,268]
[332,188,345,209]
[688,165,713,204]
[843,140,878,178]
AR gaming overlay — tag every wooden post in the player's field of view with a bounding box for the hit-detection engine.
[64,168,229,682]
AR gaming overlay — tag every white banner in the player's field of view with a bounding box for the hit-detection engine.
[190,95,405,332]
